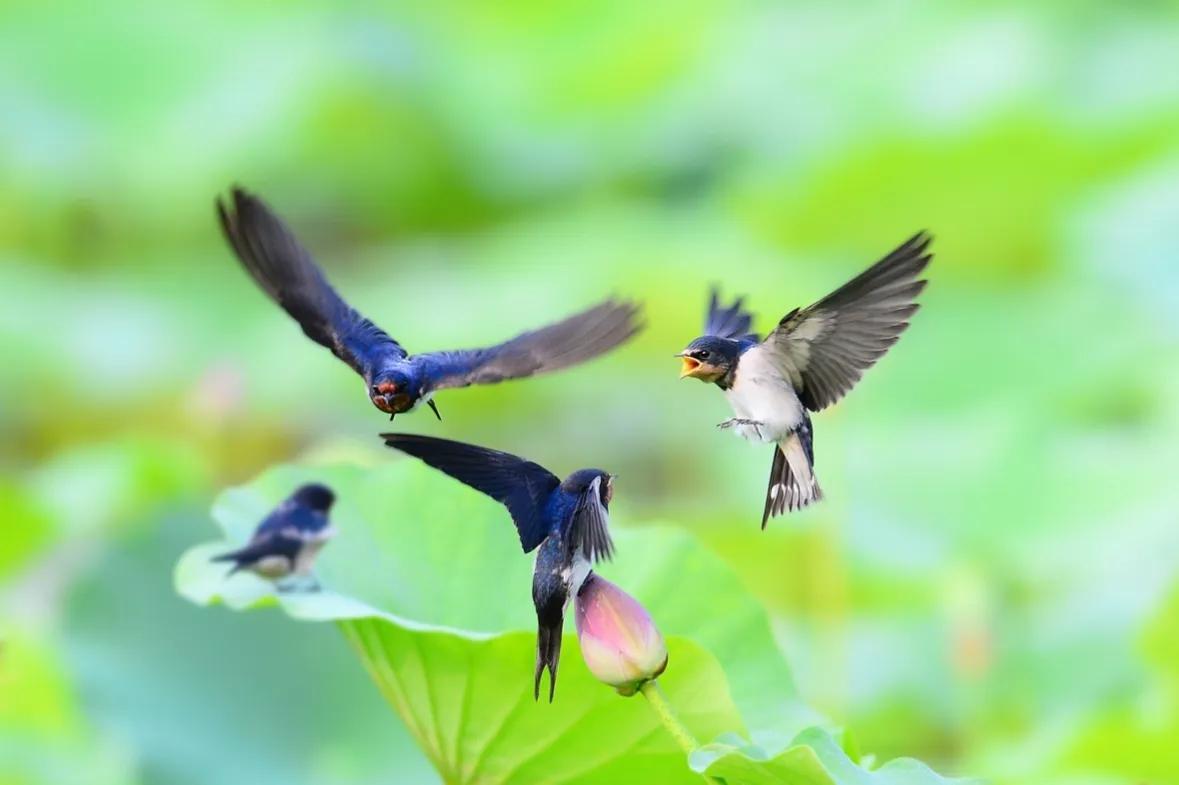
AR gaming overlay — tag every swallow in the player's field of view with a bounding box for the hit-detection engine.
[216,187,643,421]
[382,434,613,702]
[677,233,932,526]
[211,483,337,588]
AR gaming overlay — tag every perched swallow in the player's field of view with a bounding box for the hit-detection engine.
[211,483,337,587]
[216,187,643,421]
[382,434,614,702]
[677,233,932,526]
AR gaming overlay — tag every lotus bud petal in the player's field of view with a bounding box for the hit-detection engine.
[574,573,668,696]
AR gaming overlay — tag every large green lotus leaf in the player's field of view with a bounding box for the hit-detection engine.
[691,727,975,785]
[341,618,736,784]
[177,459,802,725]
[176,459,779,783]
[177,459,962,785]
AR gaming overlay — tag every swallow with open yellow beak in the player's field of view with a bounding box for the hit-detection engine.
[677,233,933,527]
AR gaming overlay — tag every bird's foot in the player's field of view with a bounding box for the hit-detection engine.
[718,418,766,440]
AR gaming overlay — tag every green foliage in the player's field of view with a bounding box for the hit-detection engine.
[693,728,974,785]
[5,2,1179,783]
[177,460,961,784]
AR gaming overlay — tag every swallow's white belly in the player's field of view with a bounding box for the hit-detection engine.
[252,555,293,579]
[294,540,328,575]
[560,550,592,609]
[724,348,804,442]
[408,391,434,412]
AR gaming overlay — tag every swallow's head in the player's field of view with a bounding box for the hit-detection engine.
[370,372,415,414]
[562,468,614,509]
[676,336,740,383]
[290,483,335,512]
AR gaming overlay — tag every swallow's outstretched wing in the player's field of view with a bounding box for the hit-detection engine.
[412,299,643,393]
[703,288,759,342]
[568,475,614,563]
[217,187,406,378]
[382,434,560,552]
[758,232,932,412]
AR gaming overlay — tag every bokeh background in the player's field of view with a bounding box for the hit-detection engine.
[4,2,1179,784]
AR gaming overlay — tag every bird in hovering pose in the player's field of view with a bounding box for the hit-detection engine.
[676,233,932,527]
[216,187,643,421]
[382,434,614,702]
[211,483,337,589]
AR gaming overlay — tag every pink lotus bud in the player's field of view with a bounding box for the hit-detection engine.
[575,573,668,696]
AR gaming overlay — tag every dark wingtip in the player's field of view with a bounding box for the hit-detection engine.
[380,432,429,448]
[899,230,934,267]
[210,551,244,577]
[705,286,756,340]
[230,184,255,211]
[380,432,410,449]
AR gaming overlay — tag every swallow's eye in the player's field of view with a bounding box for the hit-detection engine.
[691,351,707,361]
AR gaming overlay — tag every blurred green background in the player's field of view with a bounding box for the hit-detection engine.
[3,1,1179,783]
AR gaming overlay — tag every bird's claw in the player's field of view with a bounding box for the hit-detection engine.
[718,418,765,439]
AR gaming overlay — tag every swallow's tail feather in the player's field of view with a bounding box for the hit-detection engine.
[534,622,563,703]
[762,426,822,526]
[210,549,245,576]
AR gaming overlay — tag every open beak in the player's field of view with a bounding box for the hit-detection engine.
[677,353,702,379]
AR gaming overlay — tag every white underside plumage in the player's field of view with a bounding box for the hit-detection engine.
[408,391,434,412]
[724,346,805,441]
[724,346,822,512]
[540,545,592,609]
[252,555,293,579]
[562,551,592,609]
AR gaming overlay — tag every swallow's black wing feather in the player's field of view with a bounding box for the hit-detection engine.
[253,503,329,541]
[704,287,759,341]
[760,232,932,411]
[568,477,614,563]
[211,531,301,572]
[382,434,560,552]
[413,299,643,393]
[217,187,406,379]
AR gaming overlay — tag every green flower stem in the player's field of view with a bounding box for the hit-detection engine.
[639,680,721,784]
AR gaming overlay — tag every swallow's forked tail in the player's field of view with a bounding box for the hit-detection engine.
[210,549,245,576]
[762,425,822,526]
[534,621,563,703]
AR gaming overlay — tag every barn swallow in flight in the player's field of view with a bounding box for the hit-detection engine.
[382,434,614,702]
[677,233,932,526]
[216,187,643,421]
[211,483,336,588]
